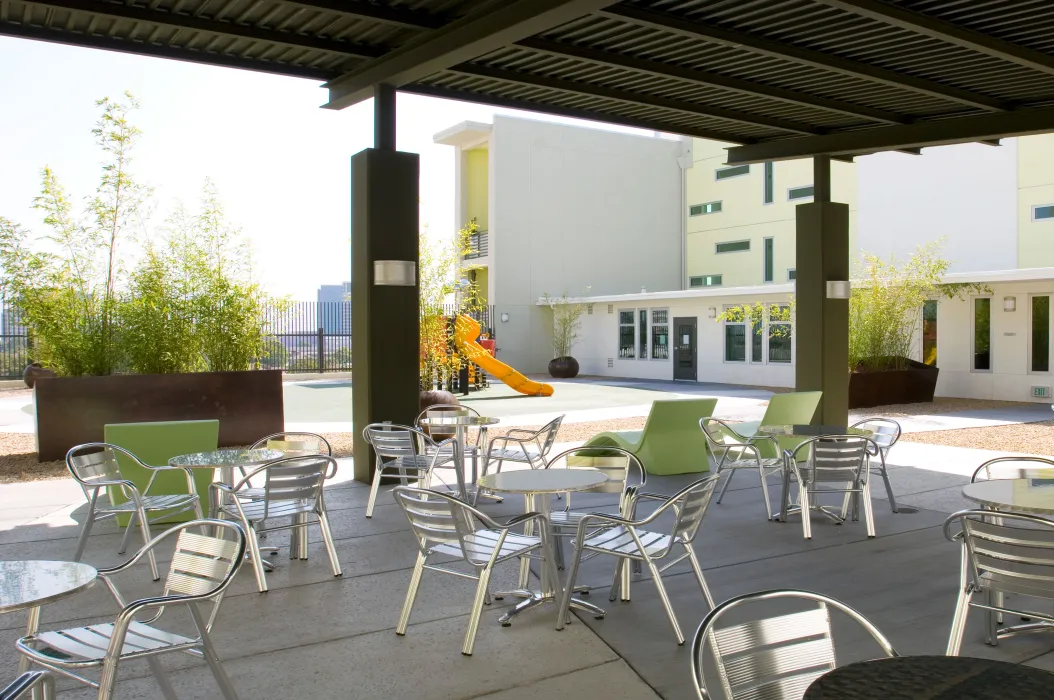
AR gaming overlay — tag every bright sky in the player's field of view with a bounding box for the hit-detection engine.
[0,36,656,299]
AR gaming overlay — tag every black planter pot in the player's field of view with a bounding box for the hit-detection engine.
[548,356,580,379]
[848,356,939,409]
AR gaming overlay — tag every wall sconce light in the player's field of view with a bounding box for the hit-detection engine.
[373,260,416,286]
[826,280,851,300]
[708,307,717,319]
[500,312,510,323]
[1004,296,1017,312]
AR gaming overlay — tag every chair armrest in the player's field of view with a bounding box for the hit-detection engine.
[487,435,532,452]
[498,511,548,529]
[505,427,541,438]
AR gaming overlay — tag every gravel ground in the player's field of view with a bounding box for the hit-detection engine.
[902,419,1054,454]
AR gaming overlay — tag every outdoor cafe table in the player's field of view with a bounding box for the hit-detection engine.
[962,478,1054,516]
[169,448,284,510]
[418,414,499,487]
[803,655,1054,700]
[476,469,608,626]
[0,560,97,673]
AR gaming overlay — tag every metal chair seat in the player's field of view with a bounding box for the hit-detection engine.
[219,498,315,521]
[488,447,537,462]
[430,529,540,562]
[24,621,197,666]
[97,493,199,513]
[580,526,673,558]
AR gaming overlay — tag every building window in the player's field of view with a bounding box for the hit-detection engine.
[764,237,774,283]
[639,309,648,360]
[690,201,722,216]
[618,311,635,359]
[724,309,747,362]
[716,240,750,254]
[763,162,774,204]
[690,275,723,287]
[973,297,991,371]
[751,313,763,364]
[1033,295,1050,373]
[769,305,792,363]
[922,300,937,366]
[715,164,750,180]
[1034,205,1054,221]
[652,309,669,360]
[788,185,814,201]
[788,269,796,281]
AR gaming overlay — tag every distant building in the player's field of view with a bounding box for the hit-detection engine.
[316,282,351,334]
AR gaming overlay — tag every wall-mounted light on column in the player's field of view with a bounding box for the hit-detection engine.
[826,280,851,300]
[500,312,510,323]
[708,307,717,319]
[373,260,416,286]
[1004,296,1017,312]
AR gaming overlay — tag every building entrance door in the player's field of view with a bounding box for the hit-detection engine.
[673,317,697,381]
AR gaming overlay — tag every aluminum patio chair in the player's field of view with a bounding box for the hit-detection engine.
[485,414,564,473]
[780,435,877,540]
[0,671,55,700]
[557,475,721,644]
[67,443,204,581]
[848,417,902,514]
[545,446,646,570]
[416,403,487,485]
[700,418,782,520]
[945,509,1054,654]
[212,455,342,593]
[392,486,559,656]
[361,423,459,518]
[971,455,1054,482]
[17,519,246,700]
[691,589,899,700]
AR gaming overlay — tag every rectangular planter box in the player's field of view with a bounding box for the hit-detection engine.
[848,359,939,409]
[34,370,284,461]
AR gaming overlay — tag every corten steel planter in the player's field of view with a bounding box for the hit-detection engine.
[848,357,939,409]
[548,356,580,379]
[33,370,284,462]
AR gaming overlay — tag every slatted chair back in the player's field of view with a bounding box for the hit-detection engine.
[699,418,755,463]
[850,418,900,452]
[539,415,564,457]
[949,510,1054,599]
[417,404,479,441]
[363,423,424,461]
[163,523,245,602]
[670,477,720,545]
[66,443,147,503]
[256,456,331,513]
[546,447,645,497]
[790,436,871,486]
[692,590,898,700]
[393,486,494,567]
[251,432,332,456]
[971,456,1054,482]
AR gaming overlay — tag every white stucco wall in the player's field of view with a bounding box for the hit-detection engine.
[489,116,686,373]
[857,141,1018,273]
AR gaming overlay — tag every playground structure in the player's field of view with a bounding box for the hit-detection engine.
[454,315,554,397]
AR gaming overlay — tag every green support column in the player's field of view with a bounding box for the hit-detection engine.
[351,85,419,483]
[794,156,849,425]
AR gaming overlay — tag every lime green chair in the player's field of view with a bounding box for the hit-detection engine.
[103,420,220,525]
[729,391,823,458]
[581,398,718,475]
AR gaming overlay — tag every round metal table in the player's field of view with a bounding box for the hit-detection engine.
[803,655,1054,699]
[418,415,499,488]
[757,425,873,437]
[962,478,1054,516]
[0,561,97,673]
[476,469,608,626]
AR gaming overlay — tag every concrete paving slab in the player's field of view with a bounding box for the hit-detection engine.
[476,659,662,699]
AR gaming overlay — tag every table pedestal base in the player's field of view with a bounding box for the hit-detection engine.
[494,587,605,626]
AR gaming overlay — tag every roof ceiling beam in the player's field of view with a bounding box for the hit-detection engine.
[21,0,382,57]
[600,4,1010,113]
[813,0,1054,77]
[401,82,754,145]
[323,0,618,110]
[514,36,909,125]
[280,0,443,31]
[725,105,1054,164]
[449,64,825,135]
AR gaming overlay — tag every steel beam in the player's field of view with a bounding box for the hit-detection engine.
[724,104,1054,164]
[323,0,617,110]
[601,4,1010,113]
[449,64,825,135]
[514,36,910,126]
[814,0,1054,77]
[281,0,442,30]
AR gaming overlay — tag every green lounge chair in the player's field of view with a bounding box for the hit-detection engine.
[728,391,823,458]
[103,420,220,525]
[581,398,718,475]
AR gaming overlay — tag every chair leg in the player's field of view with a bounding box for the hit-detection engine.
[861,479,876,538]
[245,524,269,593]
[397,552,427,635]
[644,557,684,644]
[757,466,774,520]
[608,559,624,603]
[193,495,204,520]
[365,466,384,518]
[96,655,121,700]
[137,506,160,581]
[684,545,715,609]
[73,506,96,562]
[947,587,973,656]
[462,565,493,656]
[799,485,812,540]
[317,511,343,577]
[146,656,179,700]
[118,510,138,555]
[553,534,566,571]
[189,604,242,700]
[985,588,999,646]
[557,545,587,630]
[716,467,735,504]
[878,450,899,513]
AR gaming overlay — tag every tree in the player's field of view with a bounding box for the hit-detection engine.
[542,291,586,359]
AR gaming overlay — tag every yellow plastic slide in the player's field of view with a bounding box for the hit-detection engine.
[454,315,554,397]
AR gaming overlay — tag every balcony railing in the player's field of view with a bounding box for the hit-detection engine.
[464,230,488,260]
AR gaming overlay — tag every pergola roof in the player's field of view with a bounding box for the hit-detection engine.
[7,0,1054,162]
